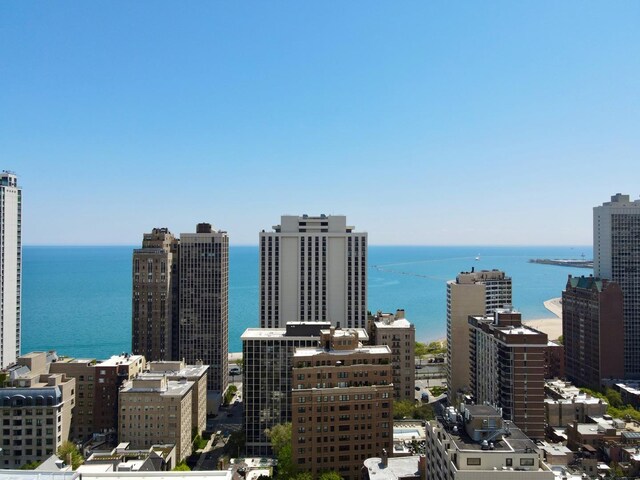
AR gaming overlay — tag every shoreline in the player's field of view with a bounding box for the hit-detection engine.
[229,297,564,360]
[429,297,563,345]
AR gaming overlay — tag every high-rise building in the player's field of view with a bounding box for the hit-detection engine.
[368,309,415,400]
[562,275,624,388]
[179,223,229,393]
[446,269,512,402]
[0,171,21,369]
[259,214,367,328]
[291,327,393,480]
[241,322,330,456]
[132,228,179,361]
[594,194,640,377]
[468,309,547,439]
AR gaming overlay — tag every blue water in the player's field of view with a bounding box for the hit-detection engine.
[21,245,592,359]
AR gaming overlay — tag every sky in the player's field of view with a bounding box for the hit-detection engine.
[1,1,639,246]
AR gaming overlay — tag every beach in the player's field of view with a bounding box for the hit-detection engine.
[523,297,562,341]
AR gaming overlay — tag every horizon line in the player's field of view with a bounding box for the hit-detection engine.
[23,243,593,248]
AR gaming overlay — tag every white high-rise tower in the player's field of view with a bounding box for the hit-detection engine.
[0,171,21,368]
[594,193,640,377]
[259,214,367,328]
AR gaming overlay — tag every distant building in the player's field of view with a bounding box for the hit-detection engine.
[369,309,416,400]
[0,352,75,468]
[0,171,21,369]
[179,223,229,394]
[242,322,334,456]
[291,327,393,480]
[594,193,640,377]
[132,228,179,361]
[468,309,547,439]
[118,375,194,462]
[50,353,146,442]
[544,341,565,379]
[446,269,512,402]
[425,404,554,479]
[562,275,624,388]
[260,214,367,328]
[544,379,608,428]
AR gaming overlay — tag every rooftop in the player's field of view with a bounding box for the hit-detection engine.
[363,456,422,480]
[293,344,391,358]
[98,355,145,367]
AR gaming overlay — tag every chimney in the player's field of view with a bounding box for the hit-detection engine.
[381,448,388,467]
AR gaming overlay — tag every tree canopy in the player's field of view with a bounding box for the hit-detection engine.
[57,441,83,470]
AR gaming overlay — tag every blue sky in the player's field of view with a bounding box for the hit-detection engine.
[2,2,639,245]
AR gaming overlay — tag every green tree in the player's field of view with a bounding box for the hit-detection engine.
[393,400,434,421]
[605,388,623,409]
[57,441,83,470]
[292,473,313,480]
[19,460,42,470]
[173,461,191,471]
[266,423,296,479]
[415,342,428,365]
[318,471,343,480]
[265,422,292,455]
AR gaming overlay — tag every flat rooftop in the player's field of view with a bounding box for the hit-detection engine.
[293,345,391,358]
[121,378,194,397]
[98,355,144,367]
[374,318,412,329]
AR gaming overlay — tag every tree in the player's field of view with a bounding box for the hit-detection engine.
[173,461,191,471]
[265,422,291,455]
[266,423,296,479]
[19,460,41,470]
[605,388,623,409]
[292,473,313,480]
[318,471,343,480]
[57,441,83,470]
[415,342,428,365]
[393,399,416,419]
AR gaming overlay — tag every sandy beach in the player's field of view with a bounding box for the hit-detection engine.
[523,297,562,341]
[432,297,564,344]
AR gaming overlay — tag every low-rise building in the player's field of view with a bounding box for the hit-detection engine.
[566,416,640,452]
[0,351,76,468]
[118,376,193,461]
[80,442,177,472]
[291,327,393,480]
[425,404,554,479]
[369,309,415,401]
[146,361,208,437]
[363,454,425,480]
[50,353,146,442]
[544,379,608,427]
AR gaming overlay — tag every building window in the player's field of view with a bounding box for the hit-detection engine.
[520,458,534,467]
[467,458,481,466]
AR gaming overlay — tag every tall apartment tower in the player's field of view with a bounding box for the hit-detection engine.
[0,172,21,369]
[260,214,367,328]
[562,275,624,389]
[446,269,511,401]
[369,309,415,400]
[179,223,229,393]
[594,194,640,377]
[291,327,393,480]
[132,228,179,361]
[468,309,547,440]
